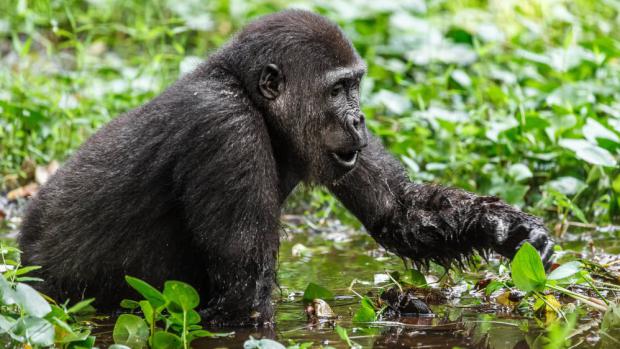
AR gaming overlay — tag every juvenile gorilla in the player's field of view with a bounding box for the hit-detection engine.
[19,10,553,325]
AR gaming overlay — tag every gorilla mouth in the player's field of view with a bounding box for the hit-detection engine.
[331,150,359,168]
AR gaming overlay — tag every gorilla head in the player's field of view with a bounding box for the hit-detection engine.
[222,10,369,182]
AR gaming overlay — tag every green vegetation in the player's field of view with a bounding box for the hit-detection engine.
[2,0,620,348]
[1,0,619,225]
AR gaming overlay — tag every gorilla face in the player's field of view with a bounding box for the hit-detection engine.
[321,65,368,171]
[258,60,369,183]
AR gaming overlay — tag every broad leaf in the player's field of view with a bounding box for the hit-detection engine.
[113,314,149,349]
[548,261,582,281]
[13,283,51,317]
[163,281,200,311]
[152,331,183,349]
[243,336,286,349]
[125,276,166,308]
[302,283,333,302]
[352,297,376,323]
[510,242,546,292]
[11,316,54,347]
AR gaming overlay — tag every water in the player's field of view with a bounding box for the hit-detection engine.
[2,198,619,348]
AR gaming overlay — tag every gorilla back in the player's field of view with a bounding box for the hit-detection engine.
[19,10,553,326]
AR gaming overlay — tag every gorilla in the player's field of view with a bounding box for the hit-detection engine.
[19,10,553,325]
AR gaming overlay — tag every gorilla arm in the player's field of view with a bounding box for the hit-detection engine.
[328,136,554,267]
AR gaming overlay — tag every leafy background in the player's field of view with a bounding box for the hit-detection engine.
[1,0,620,227]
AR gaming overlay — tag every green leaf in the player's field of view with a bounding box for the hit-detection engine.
[67,335,96,349]
[302,283,333,302]
[125,276,166,308]
[13,283,52,317]
[559,139,618,167]
[109,345,132,349]
[169,308,201,325]
[120,299,141,310]
[612,175,620,194]
[0,314,16,332]
[139,300,154,325]
[548,261,582,281]
[352,297,376,323]
[508,164,533,182]
[113,314,150,349]
[163,281,200,311]
[14,265,41,276]
[510,242,547,292]
[67,298,95,314]
[602,303,620,332]
[57,328,91,344]
[243,336,287,349]
[335,325,353,347]
[401,269,427,287]
[189,329,234,338]
[151,331,183,349]
[0,274,15,305]
[485,280,504,296]
[12,316,55,346]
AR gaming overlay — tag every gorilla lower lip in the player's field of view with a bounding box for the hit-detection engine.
[332,151,358,167]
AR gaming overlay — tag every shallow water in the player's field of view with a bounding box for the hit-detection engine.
[2,199,619,348]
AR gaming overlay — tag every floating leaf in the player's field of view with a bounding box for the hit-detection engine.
[243,336,286,349]
[302,283,333,302]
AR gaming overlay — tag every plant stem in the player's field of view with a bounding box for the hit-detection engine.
[183,310,188,349]
[548,284,608,312]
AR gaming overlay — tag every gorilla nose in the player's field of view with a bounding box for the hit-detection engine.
[347,114,368,148]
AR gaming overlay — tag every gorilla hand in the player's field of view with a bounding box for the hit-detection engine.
[367,184,554,268]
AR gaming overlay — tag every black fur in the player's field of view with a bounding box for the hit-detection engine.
[19,10,553,326]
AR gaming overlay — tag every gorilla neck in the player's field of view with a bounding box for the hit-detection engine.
[270,134,303,203]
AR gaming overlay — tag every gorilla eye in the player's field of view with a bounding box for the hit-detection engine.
[330,84,344,97]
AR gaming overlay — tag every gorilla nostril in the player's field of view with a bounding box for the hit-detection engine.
[352,118,360,128]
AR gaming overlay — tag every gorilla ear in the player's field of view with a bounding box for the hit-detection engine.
[259,64,283,100]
